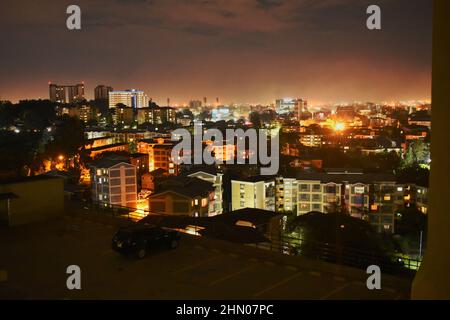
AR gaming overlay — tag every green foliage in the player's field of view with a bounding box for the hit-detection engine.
[402,140,430,168]
[249,111,261,128]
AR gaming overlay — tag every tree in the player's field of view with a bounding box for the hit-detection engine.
[197,110,211,122]
[402,140,430,167]
[249,111,261,128]
[46,115,85,165]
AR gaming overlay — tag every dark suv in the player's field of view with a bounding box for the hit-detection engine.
[112,224,180,259]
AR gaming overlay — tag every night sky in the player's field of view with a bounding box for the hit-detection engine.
[0,0,432,105]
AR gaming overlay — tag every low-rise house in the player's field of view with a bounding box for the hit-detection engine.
[148,176,216,217]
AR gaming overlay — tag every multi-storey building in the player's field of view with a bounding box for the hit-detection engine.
[65,105,96,123]
[94,85,113,100]
[49,83,85,103]
[129,153,149,186]
[137,138,178,174]
[232,170,404,234]
[187,167,223,215]
[89,159,138,208]
[276,98,307,120]
[300,134,323,147]
[109,89,148,109]
[275,177,298,213]
[296,176,342,215]
[231,176,276,212]
[113,105,135,127]
[136,106,176,125]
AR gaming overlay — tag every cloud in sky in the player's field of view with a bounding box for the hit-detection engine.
[0,0,432,105]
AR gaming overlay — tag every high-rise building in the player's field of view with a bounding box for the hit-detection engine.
[189,100,202,111]
[276,98,307,119]
[49,83,85,103]
[109,89,148,109]
[136,106,176,125]
[94,85,113,100]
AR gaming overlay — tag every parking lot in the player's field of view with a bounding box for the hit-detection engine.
[0,215,411,299]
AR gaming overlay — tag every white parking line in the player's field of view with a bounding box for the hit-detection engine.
[253,272,303,297]
[172,256,221,274]
[210,265,256,286]
[320,283,351,300]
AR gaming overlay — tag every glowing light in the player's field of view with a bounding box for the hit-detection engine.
[334,122,345,131]
[58,155,64,161]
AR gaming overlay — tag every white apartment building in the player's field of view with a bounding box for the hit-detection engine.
[90,159,138,209]
[109,89,148,109]
[231,177,276,212]
[188,169,224,215]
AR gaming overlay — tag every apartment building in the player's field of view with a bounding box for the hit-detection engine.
[187,167,224,215]
[231,176,276,212]
[295,176,342,215]
[89,159,138,208]
[137,138,178,174]
[300,134,323,147]
[275,177,298,213]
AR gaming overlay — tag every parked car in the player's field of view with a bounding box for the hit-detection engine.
[112,224,180,259]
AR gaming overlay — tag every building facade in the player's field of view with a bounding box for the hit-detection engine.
[90,159,138,209]
[49,83,85,103]
[109,89,148,109]
[94,85,113,100]
[231,177,276,212]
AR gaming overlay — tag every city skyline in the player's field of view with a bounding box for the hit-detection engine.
[0,0,431,105]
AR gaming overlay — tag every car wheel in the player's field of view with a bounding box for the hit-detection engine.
[136,247,147,259]
[170,239,179,249]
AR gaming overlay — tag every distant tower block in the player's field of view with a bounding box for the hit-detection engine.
[167,98,170,107]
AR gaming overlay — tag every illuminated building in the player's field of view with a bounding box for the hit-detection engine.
[300,134,323,147]
[108,89,148,109]
[89,159,138,209]
[65,105,96,123]
[49,82,85,103]
[148,176,216,217]
[136,106,176,125]
[276,98,307,120]
[137,138,178,174]
[113,105,135,127]
[231,176,276,212]
[187,167,224,215]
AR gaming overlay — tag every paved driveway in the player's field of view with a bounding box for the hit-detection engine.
[0,216,410,299]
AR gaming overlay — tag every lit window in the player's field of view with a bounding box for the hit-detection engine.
[397,187,403,192]
[201,198,207,207]
[194,199,199,206]
[384,195,391,201]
